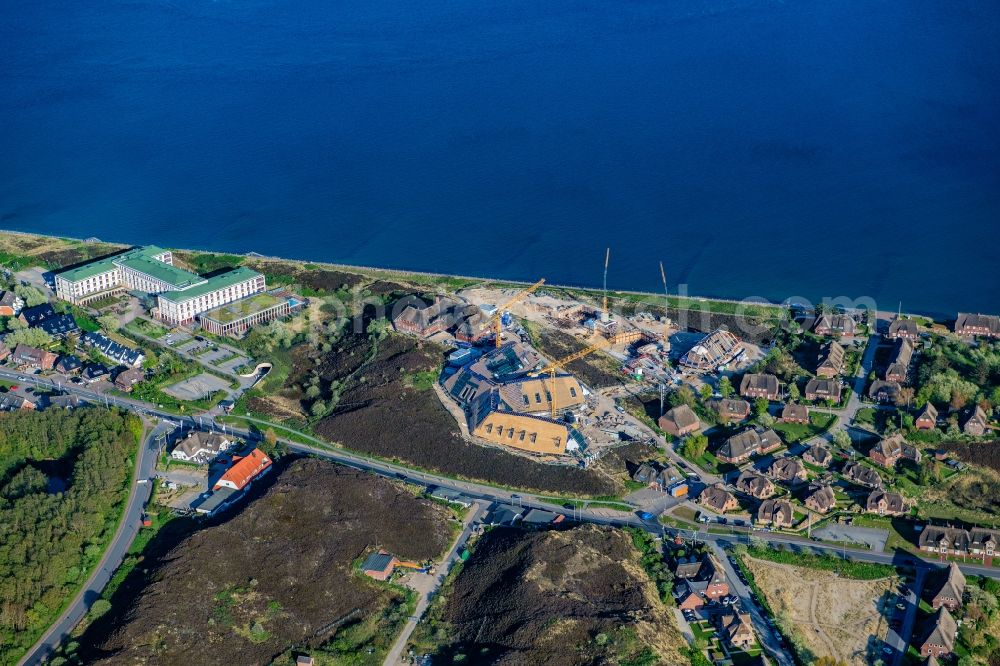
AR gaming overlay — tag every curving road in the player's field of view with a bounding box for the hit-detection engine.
[6,366,999,666]
[18,420,170,666]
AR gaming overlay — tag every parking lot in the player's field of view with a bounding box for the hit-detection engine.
[162,373,232,401]
[813,523,889,552]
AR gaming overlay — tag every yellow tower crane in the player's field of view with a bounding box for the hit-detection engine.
[479,278,546,348]
[528,332,634,419]
[659,260,671,347]
[602,247,611,322]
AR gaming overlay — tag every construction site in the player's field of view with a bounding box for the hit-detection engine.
[394,250,759,464]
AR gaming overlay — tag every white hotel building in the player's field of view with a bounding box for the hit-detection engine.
[54,245,266,326]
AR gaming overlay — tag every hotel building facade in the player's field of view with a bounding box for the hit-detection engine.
[55,245,266,326]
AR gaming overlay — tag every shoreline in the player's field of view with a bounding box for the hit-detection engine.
[0,228,953,322]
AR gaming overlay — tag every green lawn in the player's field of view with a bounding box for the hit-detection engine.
[770,411,838,444]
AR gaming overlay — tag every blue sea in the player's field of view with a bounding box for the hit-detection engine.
[2,0,999,317]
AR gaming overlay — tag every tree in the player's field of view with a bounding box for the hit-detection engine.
[311,401,326,417]
[831,429,851,448]
[699,384,713,401]
[3,327,53,348]
[787,383,800,403]
[753,397,769,418]
[13,284,47,307]
[7,317,27,331]
[97,314,120,332]
[681,434,709,460]
[718,376,734,398]
[896,386,914,408]
[758,413,775,428]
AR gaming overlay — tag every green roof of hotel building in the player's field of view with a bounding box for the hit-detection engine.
[158,266,262,304]
[202,292,285,323]
[56,245,203,289]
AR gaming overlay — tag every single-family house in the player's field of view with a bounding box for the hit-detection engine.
[887,318,919,341]
[930,563,966,612]
[658,404,701,437]
[885,338,913,383]
[813,314,857,337]
[816,342,845,378]
[805,378,842,403]
[716,427,782,464]
[780,403,809,424]
[920,608,958,659]
[214,448,272,491]
[699,485,739,514]
[802,445,832,468]
[0,291,24,317]
[869,433,921,468]
[842,461,883,489]
[866,490,907,516]
[81,364,111,383]
[711,398,751,422]
[740,373,780,401]
[962,405,988,437]
[55,354,82,374]
[756,499,794,528]
[768,457,808,484]
[11,344,57,370]
[171,430,236,464]
[360,551,399,581]
[735,470,775,499]
[970,528,999,559]
[869,380,901,404]
[803,483,836,513]
[718,613,755,650]
[0,394,36,412]
[915,403,938,430]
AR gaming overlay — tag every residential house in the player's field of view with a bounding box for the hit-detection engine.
[780,403,809,424]
[919,608,958,659]
[46,394,83,410]
[842,461,883,489]
[887,318,919,341]
[802,445,832,468]
[740,373,780,401]
[804,377,842,403]
[0,290,24,317]
[711,398,751,422]
[970,528,999,559]
[866,490,907,516]
[521,509,565,526]
[919,526,972,557]
[55,354,82,374]
[678,329,743,371]
[718,613,755,650]
[11,344,57,370]
[699,485,739,514]
[0,342,8,363]
[816,342,845,378]
[0,394,36,412]
[930,563,966,612]
[391,295,460,337]
[658,404,701,437]
[716,427,782,464]
[673,556,706,581]
[756,499,795,528]
[954,312,1000,338]
[483,505,521,527]
[80,331,145,367]
[360,551,399,581]
[81,364,111,383]
[296,656,315,666]
[885,339,914,383]
[915,403,938,430]
[171,430,237,464]
[768,457,808,484]
[869,380,902,404]
[962,405,988,437]
[735,470,776,499]
[19,303,80,337]
[813,314,857,337]
[803,483,836,513]
[869,433,922,468]
[632,462,680,490]
[452,304,489,343]
[114,367,146,392]
[213,448,272,491]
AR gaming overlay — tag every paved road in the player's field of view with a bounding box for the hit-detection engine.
[890,567,926,666]
[708,543,795,666]
[18,421,171,666]
[383,501,483,665]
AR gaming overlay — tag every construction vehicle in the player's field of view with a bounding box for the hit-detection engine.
[601,247,611,322]
[659,261,671,351]
[479,278,545,348]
